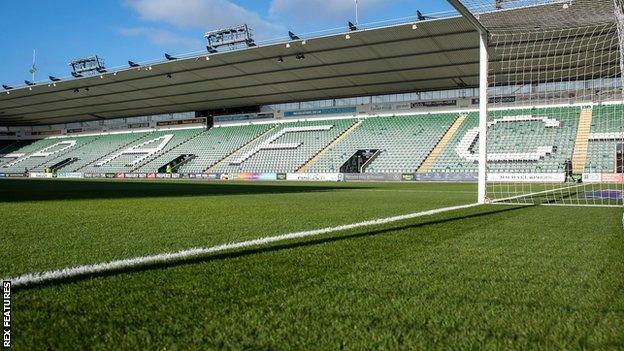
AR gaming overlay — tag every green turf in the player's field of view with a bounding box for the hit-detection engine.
[2,179,623,350]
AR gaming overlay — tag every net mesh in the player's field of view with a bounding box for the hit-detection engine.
[456,0,624,206]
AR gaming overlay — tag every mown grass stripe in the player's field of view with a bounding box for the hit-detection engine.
[5,203,479,288]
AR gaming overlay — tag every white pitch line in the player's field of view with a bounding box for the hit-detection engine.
[5,203,479,289]
[360,189,475,194]
[490,183,586,203]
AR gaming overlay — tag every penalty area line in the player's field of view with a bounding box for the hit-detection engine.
[5,203,479,289]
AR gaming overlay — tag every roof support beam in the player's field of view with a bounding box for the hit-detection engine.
[446,0,489,35]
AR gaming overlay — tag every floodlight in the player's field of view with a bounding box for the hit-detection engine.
[69,55,105,76]
[205,24,255,52]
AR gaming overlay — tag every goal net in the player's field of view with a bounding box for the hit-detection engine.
[452,0,624,206]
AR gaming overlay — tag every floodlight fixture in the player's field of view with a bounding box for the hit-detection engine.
[69,55,105,77]
[205,24,255,52]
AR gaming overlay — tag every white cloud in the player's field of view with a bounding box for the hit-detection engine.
[269,0,391,23]
[118,27,203,50]
[125,0,283,39]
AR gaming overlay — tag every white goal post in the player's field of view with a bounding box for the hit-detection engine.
[446,0,624,207]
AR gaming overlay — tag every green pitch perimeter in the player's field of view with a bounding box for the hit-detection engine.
[1,179,623,350]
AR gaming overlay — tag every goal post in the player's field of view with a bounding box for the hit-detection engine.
[447,0,490,204]
[447,0,624,207]
[478,31,489,205]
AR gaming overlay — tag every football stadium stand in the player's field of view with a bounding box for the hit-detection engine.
[427,107,580,174]
[585,104,624,173]
[169,124,275,173]
[132,128,205,172]
[308,114,457,173]
[58,132,153,172]
[0,105,623,176]
[0,137,92,172]
[78,129,201,174]
[211,119,356,173]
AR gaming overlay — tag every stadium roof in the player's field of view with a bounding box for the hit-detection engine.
[0,1,619,126]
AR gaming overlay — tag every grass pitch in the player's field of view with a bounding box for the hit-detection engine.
[1,179,623,350]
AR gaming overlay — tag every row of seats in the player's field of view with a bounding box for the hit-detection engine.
[0,137,98,172]
[308,114,456,173]
[212,119,356,173]
[79,130,200,173]
[133,129,205,173]
[177,124,274,173]
[428,107,580,173]
[586,104,624,173]
[0,106,622,174]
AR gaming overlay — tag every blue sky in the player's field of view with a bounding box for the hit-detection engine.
[0,0,454,86]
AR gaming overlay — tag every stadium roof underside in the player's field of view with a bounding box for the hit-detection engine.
[0,1,619,126]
